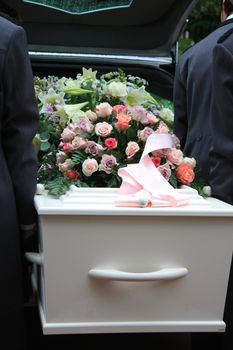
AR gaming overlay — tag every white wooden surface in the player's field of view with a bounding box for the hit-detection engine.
[32,188,233,334]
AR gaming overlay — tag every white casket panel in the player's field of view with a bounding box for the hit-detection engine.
[32,188,233,334]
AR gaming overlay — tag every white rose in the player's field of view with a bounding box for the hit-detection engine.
[203,186,212,197]
[82,158,98,177]
[107,82,127,97]
[183,157,197,169]
[36,183,45,195]
[95,122,113,137]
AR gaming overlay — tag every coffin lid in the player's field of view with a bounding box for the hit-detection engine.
[7,0,199,63]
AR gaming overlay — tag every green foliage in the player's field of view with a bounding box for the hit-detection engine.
[168,172,178,189]
[178,38,194,56]
[71,150,87,165]
[45,176,71,197]
[37,151,59,183]
[187,0,221,43]
[154,95,174,110]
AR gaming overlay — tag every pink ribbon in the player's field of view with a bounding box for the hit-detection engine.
[115,133,189,208]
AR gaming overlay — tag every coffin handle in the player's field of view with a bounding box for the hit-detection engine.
[88,267,188,281]
[24,252,43,265]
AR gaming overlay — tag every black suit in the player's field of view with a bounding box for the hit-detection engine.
[210,29,233,349]
[173,18,233,187]
[210,27,233,206]
[174,17,233,350]
[0,15,38,347]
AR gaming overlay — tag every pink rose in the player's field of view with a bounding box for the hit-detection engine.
[82,158,98,177]
[61,127,76,142]
[157,165,172,181]
[129,106,147,122]
[171,133,181,148]
[95,122,113,137]
[72,136,87,150]
[151,156,161,167]
[104,137,117,150]
[125,141,140,159]
[99,154,118,174]
[112,105,128,115]
[56,151,67,164]
[155,121,170,134]
[85,141,103,156]
[86,110,98,122]
[95,102,113,117]
[63,142,73,153]
[73,116,93,134]
[58,158,73,172]
[138,127,154,142]
[176,163,195,185]
[166,148,183,165]
[64,169,81,180]
[141,113,158,125]
[114,113,131,131]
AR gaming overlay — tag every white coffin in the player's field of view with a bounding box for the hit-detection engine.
[31,187,233,335]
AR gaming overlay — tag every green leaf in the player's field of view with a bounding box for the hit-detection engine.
[73,179,90,188]
[145,91,158,105]
[169,172,178,188]
[126,126,137,140]
[63,102,88,116]
[71,150,87,165]
[45,176,71,197]
[40,141,51,151]
[40,131,49,140]
[62,87,93,96]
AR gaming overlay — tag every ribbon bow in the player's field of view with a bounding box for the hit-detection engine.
[115,133,189,208]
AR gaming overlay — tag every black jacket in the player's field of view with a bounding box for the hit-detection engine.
[173,19,233,201]
[209,26,233,205]
[0,14,38,346]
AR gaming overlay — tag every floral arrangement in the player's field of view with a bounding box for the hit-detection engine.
[34,68,206,197]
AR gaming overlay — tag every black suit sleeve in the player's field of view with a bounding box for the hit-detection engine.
[2,25,39,225]
[209,43,233,205]
[173,59,188,149]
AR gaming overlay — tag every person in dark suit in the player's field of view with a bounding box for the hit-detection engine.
[173,0,233,196]
[174,2,233,350]
[209,2,233,206]
[0,4,39,349]
[210,7,233,348]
